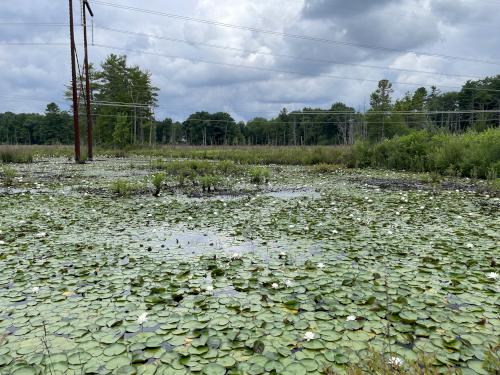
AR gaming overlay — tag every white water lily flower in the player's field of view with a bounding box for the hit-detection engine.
[279,251,287,257]
[35,232,47,238]
[486,272,498,280]
[388,356,404,367]
[271,283,279,289]
[466,243,474,249]
[303,331,315,341]
[231,253,242,260]
[346,315,357,321]
[32,286,40,293]
[317,263,325,269]
[0,240,5,245]
[285,279,293,287]
[137,312,148,325]
[206,285,214,292]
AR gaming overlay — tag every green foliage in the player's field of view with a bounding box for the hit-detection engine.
[151,172,166,197]
[112,114,131,148]
[1,165,16,186]
[347,128,500,179]
[250,166,270,184]
[110,179,142,197]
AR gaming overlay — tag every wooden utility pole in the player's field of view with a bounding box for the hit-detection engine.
[82,0,94,160]
[69,0,81,162]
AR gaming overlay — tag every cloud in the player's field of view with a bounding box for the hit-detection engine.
[302,0,398,19]
[0,0,498,121]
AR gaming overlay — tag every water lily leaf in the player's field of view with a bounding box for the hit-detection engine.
[282,362,307,375]
[202,363,226,375]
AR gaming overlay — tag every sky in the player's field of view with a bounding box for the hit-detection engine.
[0,0,499,121]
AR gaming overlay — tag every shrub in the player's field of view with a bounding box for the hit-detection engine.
[1,165,16,186]
[250,167,270,184]
[347,128,500,179]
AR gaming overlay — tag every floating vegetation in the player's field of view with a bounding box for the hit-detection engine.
[0,157,498,374]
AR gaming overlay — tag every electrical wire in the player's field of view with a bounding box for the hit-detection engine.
[93,26,484,80]
[91,0,500,66]
[89,43,500,93]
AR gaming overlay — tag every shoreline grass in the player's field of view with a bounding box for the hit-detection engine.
[2,128,499,180]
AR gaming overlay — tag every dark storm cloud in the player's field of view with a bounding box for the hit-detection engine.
[302,0,399,19]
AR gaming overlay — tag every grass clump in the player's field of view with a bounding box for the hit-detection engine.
[110,179,142,197]
[151,172,166,197]
[0,147,34,163]
[311,163,341,174]
[199,174,222,192]
[1,165,16,186]
[250,166,270,184]
[151,159,244,192]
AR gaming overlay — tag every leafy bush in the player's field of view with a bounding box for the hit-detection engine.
[347,128,500,179]
[1,165,16,186]
[250,167,270,184]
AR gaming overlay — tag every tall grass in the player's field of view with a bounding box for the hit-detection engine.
[0,146,35,163]
[1,165,16,186]
[3,128,499,179]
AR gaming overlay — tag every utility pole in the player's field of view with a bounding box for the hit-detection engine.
[82,0,94,160]
[69,0,81,162]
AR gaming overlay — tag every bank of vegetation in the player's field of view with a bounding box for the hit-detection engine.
[0,54,499,180]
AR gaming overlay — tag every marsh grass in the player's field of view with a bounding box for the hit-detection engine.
[250,166,270,184]
[199,174,223,192]
[310,163,342,174]
[1,165,16,186]
[0,146,34,163]
[151,172,166,197]
[151,159,244,192]
[110,179,143,197]
[4,128,499,180]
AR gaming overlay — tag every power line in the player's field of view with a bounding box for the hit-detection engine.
[93,26,484,80]
[91,0,500,66]
[1,22,485,80]
[89,43,500,93]
[6,41,488,92]
[1,93,498,117]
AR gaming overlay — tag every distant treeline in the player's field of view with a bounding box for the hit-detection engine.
[0,54,499,146]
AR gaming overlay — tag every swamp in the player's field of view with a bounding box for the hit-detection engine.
[0,156,499,375]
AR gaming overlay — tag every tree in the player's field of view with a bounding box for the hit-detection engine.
[113,113,130,148]
[370,79,393,111]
